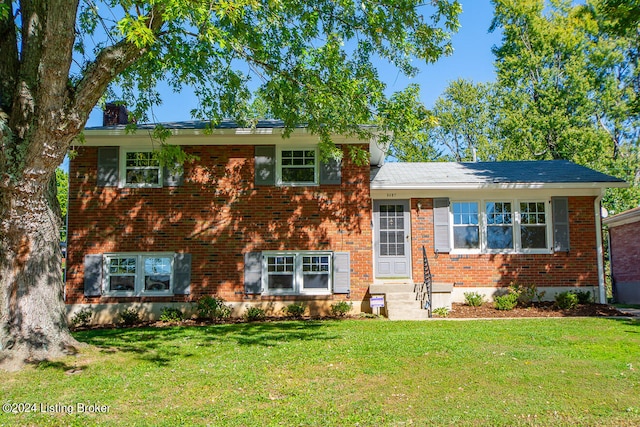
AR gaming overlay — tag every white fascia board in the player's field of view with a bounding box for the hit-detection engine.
[80,128,368,147]
[371,187,608,200]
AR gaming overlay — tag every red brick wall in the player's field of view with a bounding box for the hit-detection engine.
[609,220,640,283]
[66,144,372,304]
[409,197,599,288]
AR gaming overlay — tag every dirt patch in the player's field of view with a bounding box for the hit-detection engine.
[445,302,627,318]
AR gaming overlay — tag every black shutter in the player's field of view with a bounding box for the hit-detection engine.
[552,197,570,252]
[97,147,119,186]
[255,146,276,186]
[173,253,192,294]
[333,252,351,294]
[320,157,342,185]
[244,252,263,294]
[433,198,451,253]
[84,254,103,297]
[163,165,184,187]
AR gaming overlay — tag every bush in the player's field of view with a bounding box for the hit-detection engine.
[197,296,232,321]
[119,308,141,325]
[330,301,353,317]
[159,307,184,322]
[70,307,93,327]
[555,291,578,310]
[464,292,485,307]
[494,293,519,311]
[244,307,266,322]
[433,307,450,318]
[510,283,534,306]
[573,290,593,304]
[283,302,306,318]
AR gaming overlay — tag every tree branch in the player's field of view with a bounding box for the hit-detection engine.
[72,4,165,121]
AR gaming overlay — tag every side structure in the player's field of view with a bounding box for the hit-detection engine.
[65,119,376,322]
[604,207,640,304]
[369,162,627,305]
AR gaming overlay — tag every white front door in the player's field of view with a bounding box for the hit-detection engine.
[374,200,411,278]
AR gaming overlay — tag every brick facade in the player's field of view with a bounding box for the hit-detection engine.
[609,220,640,283]
[65,144,372,306]
[606,208,640,303]
[409,197,599,289]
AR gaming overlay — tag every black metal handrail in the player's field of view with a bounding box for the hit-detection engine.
[414,245,433,318]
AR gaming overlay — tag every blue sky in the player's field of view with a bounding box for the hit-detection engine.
[85,0,500,127]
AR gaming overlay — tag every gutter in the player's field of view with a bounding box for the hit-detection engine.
[594,193,606,304]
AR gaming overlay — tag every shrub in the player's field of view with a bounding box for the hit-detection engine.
[159,307,184,322]
[555,291,578,310]
[244,307,266,322]
[464,292,485,307]
[330,301,353,317]
[197,296,232,321]
[283,302,306,318]
[433,307,450,318]
[70,307,93,327]
[510,283,535,306]
[494,293,519,311]
[119,308,141,325]
[573,290,593,304]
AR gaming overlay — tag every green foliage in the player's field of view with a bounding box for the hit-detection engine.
[283,303,307,318]
[244,307,266,322]
[196,296,232,321]
[494,292,519,311]
[159,307,184,322]
[70,307,93,328]
[55,168,68,241]
[573,290,594,305]
[119,308,141,326]
[509,283,545,306]
[463,292,485,307]
[432,307,450,318]
[555,291,579,310]
[330,301,353,317]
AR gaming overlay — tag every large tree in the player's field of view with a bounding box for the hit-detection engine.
[0,0,460,370]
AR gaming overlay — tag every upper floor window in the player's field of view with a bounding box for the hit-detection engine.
[123,150,162,187]
[278,148,318,185]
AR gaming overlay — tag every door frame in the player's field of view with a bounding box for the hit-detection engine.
[372,199,412,278]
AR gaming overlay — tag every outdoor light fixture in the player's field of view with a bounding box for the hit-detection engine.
[417,201,422,212]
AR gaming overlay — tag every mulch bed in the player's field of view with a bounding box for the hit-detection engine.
[446,302,627,318]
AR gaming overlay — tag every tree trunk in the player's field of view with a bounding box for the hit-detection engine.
[0,175,80,372]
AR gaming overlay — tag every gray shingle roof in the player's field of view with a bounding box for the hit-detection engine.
[371,161,626,188]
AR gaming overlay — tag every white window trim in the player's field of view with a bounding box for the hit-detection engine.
[276,147,319,187]
[262,251,333,295]
[103,252,175,296]
[450,199,553,255]
[119,148,163,188]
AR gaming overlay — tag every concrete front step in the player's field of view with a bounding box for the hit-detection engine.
[370,280,454,320]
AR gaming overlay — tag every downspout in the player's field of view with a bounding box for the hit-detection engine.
[594,193,606,304]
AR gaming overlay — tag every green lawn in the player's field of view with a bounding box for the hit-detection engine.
[1,318,640,426]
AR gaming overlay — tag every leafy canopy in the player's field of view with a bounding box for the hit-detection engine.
[70,0,461,157]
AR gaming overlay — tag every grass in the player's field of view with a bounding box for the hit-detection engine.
[1,318,640,426]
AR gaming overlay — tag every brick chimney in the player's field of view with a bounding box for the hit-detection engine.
[103,103,130,126]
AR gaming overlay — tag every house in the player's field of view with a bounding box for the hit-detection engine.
[65,112,627,322]
[604,207,640,304]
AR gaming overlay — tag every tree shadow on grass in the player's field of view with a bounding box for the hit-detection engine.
[208,320,340,347]
[73,321,340,366]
